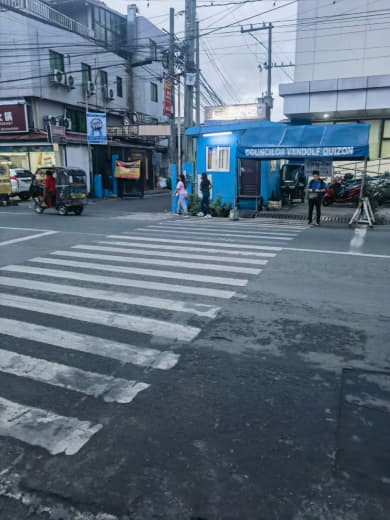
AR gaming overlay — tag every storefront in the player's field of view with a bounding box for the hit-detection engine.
[186,120,370,210]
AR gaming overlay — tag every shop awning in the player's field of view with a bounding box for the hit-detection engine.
[237,123,370,160]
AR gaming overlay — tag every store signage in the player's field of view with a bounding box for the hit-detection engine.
[244,146,356,159]
[205,103,266,122]
[304,159,333,177]
[87,112,107,145]
[0,101,27,133]
[138,125,171,136]
[114,160,141,179]
[162,79,173,116]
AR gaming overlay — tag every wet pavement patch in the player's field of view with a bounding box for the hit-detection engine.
[336,368,390,490]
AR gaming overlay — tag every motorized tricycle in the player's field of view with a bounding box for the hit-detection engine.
[32,166,87,215]
[0,156,12,205]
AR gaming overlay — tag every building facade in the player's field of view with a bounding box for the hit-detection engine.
[0,0,169,192]
[279,0,390,170]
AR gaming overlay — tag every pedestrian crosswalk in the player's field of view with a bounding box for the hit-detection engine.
[0,217,306,456]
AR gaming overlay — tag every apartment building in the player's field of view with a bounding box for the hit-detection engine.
[0,0,169,191]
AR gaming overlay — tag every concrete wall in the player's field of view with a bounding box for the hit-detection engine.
[0,10,130,115]
[295,0,390,82]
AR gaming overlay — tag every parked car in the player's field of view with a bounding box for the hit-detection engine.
[10,168,34,200]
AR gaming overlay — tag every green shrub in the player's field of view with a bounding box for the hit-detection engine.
[210,194,231,217]
[166,176,172,190]
[188,193,201,215]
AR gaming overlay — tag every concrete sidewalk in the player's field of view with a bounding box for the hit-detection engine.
[257,200,390,224]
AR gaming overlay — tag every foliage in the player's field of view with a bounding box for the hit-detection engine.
[188,193,201,215]
[210,194,231,217]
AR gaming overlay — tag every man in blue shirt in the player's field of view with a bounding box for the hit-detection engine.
[307,171,327,225]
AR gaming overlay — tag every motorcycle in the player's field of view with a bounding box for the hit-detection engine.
[322,177,361,206]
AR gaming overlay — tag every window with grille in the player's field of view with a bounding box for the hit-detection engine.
[81,63,91,86]
[116,76,123,97]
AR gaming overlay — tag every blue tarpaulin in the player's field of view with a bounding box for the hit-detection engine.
[237,123,370,160]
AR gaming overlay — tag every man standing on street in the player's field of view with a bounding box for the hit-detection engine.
[307,170,327,225]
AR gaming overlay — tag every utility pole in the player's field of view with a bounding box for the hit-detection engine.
[183,0,196,164]
[195,20,201,126]
[168,7,176,166]
[241,23,273,120]
[177,76,182,178]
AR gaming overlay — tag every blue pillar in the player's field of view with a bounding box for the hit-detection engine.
[183,161,194,195]
[94,174,103,199]
[171,163,177,214]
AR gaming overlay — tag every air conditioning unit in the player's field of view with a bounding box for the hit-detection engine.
[67,74,75,89]
[51,69,67,86]
[104,87,114,101]
[62,117,72,131]
[86,81,96,96]
[46,115,59,126]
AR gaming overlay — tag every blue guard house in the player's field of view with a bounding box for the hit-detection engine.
[185,120,370,212]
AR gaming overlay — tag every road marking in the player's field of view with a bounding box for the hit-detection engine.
[51,250,262,275]
[0,348,149,404]
[282,247,390,259]
[350,227,368,253]
[152,224,298,237]
[0,293,200,342]
[166,219,307,229]
[0,230,56,247]
[143,227,293,241]
[0,396,102,456]
[0,226,51,232]
[99,241,276,258]
[108,235,282,252]
[30,257,249,287]
[77,244,270,265]
[0,276,220,318]
[2,265,236,299]
[0,317,178,369]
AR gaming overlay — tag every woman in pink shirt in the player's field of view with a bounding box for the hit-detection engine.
[174,174,188,216]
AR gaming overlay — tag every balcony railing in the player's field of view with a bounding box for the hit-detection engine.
[0,0,95,39]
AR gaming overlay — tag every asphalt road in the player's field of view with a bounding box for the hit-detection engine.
[0,194,389,520]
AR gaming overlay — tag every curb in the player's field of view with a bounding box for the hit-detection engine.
[256,211,390,225]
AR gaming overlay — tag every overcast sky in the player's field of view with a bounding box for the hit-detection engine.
[107,0,299,121]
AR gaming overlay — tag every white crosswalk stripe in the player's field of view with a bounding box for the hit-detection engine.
[50,250,262,275]
[142,227,294,241]
[146,224,298,237]
[2,265,236,299]
[29,257,249,287]
[0,276,221,318]
[98,240,277,258]
[0,218,303,455]
[76,243,272,264]
[108,235,282,251]
[1,293,200,342]
[0,396,102,456]
[0,348,149,404]
[0,318,179,369]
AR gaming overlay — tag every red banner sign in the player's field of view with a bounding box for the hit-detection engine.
[0,102,27,133]
[162,79,173,117]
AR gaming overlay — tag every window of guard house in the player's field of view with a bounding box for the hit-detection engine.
[206,146,230,172]
[361,120,381,159]
[49,50,64,71]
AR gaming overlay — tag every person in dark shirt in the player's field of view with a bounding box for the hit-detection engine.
[198,173,213,217]
[307,171,327,225]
